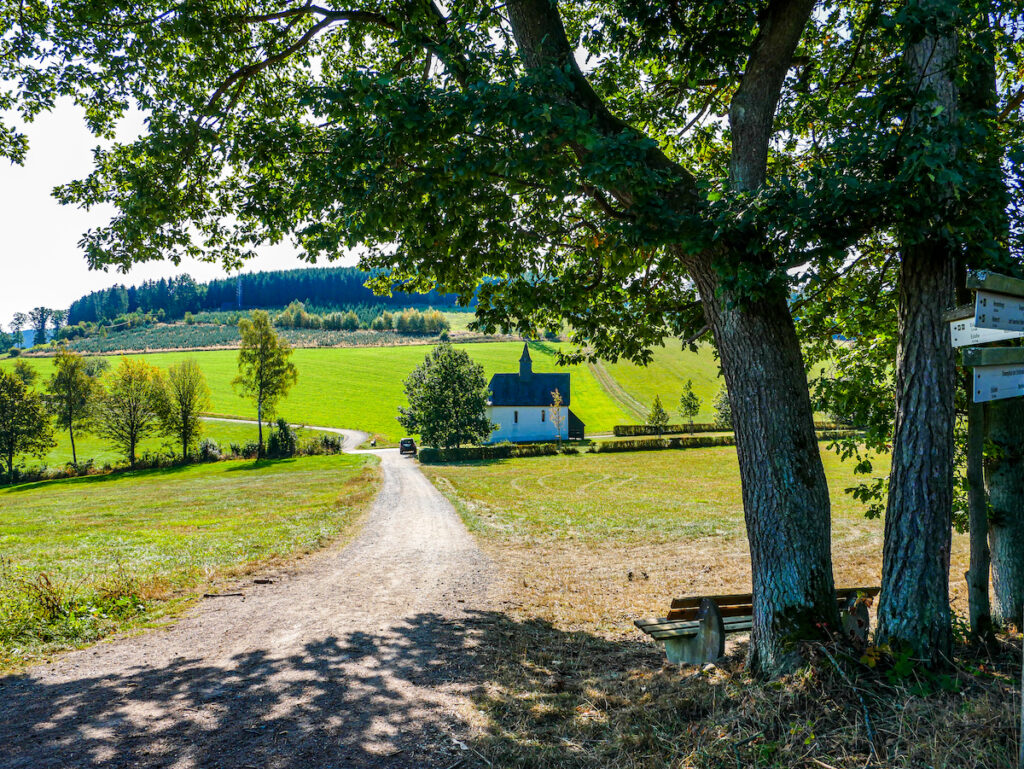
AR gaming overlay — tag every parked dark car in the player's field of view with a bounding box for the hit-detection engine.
[399,438,417,456]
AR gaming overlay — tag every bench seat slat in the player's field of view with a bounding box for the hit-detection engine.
[651,621,753,640]
[668,585,880,611]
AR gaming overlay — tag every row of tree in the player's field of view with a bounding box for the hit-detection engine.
[1,312,300,482]
[7,308,67,350]
[273,302,451,334]
[63,267,466,326]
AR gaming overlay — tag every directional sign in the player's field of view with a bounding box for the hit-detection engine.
[962,348,1024,403]
[972,364,1024,403]
[950,315,1024,347]
[975,290,1024,332]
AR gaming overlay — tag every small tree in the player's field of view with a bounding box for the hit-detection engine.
[12,360,37,388]
[29,306,51,347]
[46,349,99,466]
[647,395,670,437]
[96,358,162,468]
[397,342,495,449]
[678,379,701,430]
[233,310,298,458]
[549,388,566,449]
[155,358,210,461]
[713,384,733,430]
[9,312,27,349]
[0,370,55,484]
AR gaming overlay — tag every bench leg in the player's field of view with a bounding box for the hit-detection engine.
[663,635,707,665]
[661,598,727,665]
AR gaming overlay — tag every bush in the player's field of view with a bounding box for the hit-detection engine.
[713,385,732,429]
[266,418,297,458]
[7,347,20,358]
[198,438,222,462]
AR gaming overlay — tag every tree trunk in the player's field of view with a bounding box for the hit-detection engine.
[69,423,77,467]
[986,398,1024,627]
[257,399,264,459]
[875,0,959,666]
[689,251,838,674]
[965,390,994,644]
[876,243,956,663]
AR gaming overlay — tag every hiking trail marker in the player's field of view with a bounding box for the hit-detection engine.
[953,271,1024,403]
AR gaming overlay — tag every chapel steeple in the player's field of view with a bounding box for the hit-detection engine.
[519,342,533,380]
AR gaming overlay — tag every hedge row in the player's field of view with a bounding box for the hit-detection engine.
[417,428,861,463]
[418,442,576,464]
[613,423,722,436]
[612,420,849,437]
[592,429,859,454]
[593,435,736,453]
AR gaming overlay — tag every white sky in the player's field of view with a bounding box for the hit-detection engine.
[0,100,343,329]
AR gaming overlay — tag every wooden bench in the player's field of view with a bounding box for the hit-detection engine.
[634,586,880,665]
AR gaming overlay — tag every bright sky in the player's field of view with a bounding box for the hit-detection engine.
[0,100,345,329]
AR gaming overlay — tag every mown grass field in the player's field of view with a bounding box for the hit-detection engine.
[424,446,969,637]
[0,453,379,668]
[5,341,632,444]
[595,343,724,422]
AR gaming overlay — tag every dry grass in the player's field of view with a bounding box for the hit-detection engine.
[428,447,1009,767]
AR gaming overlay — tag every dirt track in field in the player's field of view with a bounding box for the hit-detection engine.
[0,430,496,769]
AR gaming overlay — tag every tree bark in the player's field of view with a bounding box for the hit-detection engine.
[876,242,956,663]
[70,422,77,467]
[986,398,1024,627]
[257,398,264,459]
[875,0,958,666]
[689,251,838,672]
[965,390,994,644]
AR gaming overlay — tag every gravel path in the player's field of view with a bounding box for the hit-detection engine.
[0,429,495,769]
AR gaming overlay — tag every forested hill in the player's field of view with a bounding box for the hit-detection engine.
[67,266,466,325]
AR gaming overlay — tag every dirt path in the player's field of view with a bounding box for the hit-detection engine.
[0,438,495,768]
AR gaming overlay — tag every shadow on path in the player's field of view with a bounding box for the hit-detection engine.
[1,612,664,769]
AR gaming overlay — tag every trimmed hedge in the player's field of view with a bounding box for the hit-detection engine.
[592,435,735,453]
[612,420,849,437]
[418,442,568,464]
[592,429,860,454]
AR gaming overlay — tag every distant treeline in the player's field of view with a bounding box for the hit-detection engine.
[67,267,467,325]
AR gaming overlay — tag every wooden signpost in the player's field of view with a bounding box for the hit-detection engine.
[956,272,1024,767]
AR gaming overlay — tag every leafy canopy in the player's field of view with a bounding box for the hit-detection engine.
[398,342,495,449]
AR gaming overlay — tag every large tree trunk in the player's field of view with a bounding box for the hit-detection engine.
[876,243,956,662]
[875,0,958,666]
[986,398,1024,627]
[689,251,838,674]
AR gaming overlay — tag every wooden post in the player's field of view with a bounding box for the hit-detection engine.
[965,382,994,645]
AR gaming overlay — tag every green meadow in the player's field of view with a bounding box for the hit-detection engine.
[596,343,724,422]
[0,453,379,666]
[4,341,632,446]
[423,446,888,546]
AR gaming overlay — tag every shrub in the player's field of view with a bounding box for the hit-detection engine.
[712,385,732,429]
[198,438,222,462]
[8,347,20,357]
[266,418,297,458]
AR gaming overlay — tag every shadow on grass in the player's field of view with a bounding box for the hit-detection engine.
[0,612,1015,769]
[3,462,201,493]
[224,457,299,472]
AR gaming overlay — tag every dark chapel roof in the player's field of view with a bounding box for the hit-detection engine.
[487,343,571,407]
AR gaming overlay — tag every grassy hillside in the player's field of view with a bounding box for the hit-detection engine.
[596,343,724,423]
[0,453,379,668]
[5,342,631,444]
